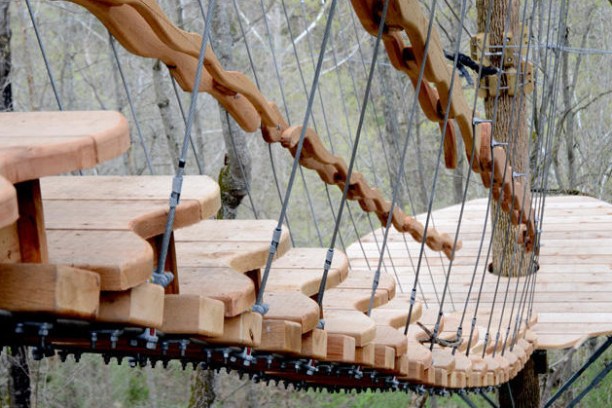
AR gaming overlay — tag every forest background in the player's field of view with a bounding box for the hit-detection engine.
[0,0,610,406]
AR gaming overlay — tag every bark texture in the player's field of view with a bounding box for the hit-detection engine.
[499,355,541,408]
[1,6,32,408]
[211,1,252,220]
[477,0,530,278]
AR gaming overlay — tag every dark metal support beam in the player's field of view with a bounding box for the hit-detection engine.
[544,336,612,408]
[567,360,612,408]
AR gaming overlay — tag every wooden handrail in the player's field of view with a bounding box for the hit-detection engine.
[349,0,536,250]
[66,0,460,259]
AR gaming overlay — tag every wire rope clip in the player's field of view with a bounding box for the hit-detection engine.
[150,270,175,288]
[131,328,158,350]
[240,347,255,366]
[251,303,269,315]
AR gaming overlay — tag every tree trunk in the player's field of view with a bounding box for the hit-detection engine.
[8,347,31,408]
[189,368,216,408]
[211,1,252,220]
[1,6,32,407]
[477,0,530,278]
[0,2,11,112]
[498,355,540,408]
[477,1,539,406]
[152,59,180,171]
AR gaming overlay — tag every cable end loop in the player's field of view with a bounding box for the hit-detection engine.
[252,303,269,315]
[150,271,175,288]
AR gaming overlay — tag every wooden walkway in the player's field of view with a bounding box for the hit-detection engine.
[347,196,612,350]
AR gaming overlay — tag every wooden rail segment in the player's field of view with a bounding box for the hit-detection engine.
[349,0,537,250]
[65,0,460,260]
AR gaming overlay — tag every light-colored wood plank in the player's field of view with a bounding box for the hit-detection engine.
[47,230,153,291]
[0,264,99,318]
[323,288,388,312]
[323,310,376,346]
[0,111,129,183]
[174,220,291,273]
[44,199,204,239]
[355,343,375,366]
[264,292,320,334]
[98,282,164,328]
[266,248,349,295]
[179,267,255,317]
[41,175,221,221]
[258,320,302,354]
[162,294,224,337]
[375,346,396,370]
[325,334,356,362]
[206,312,262,347]
[301,328,327,359]
[370,295,423,328]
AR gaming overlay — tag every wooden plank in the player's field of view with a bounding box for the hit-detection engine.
[324,334,356,363]
[41,175,221,221]
[264,292,320,333]
[0,111,129,183]
[0,264,99,318]
[47,230,153,291]
[323,288,388,312]
[370,295,423,328]
[375,346,396,370]
[179,267,255,317]
[323,310,376,346]
[258,320,302,354]
[98,282,164,327]
[44,199,204,239]
[162,294,224,337]
[205,312,262,347]
[174,220,291,273]
[374,325,408,354]
[266,248,349,295]
[335,269,396,298]
[301,328,327,359]
[355,343,375,366]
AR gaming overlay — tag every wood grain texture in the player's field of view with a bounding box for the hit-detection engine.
[0,264,100,318]
[98,282,164,328]
[0,111,129,183]
[162,294,224,337]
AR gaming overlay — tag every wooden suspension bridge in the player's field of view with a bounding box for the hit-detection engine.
[0,0,610,405]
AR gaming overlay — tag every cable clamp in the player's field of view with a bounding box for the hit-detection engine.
[473,117,492,126]
[252,303,269,315]
[151,271,175,288]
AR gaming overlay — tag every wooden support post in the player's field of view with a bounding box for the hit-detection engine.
[15,179,48,263]
[499,355,540,408]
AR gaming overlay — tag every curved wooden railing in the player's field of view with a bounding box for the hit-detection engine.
[67,0,461,258]
[350,0,536,251]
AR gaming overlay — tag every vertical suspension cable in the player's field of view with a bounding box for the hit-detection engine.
[402,0,471,335]
[231,0,296,245]
[109,34,154,175]
[169,76,205,175]
[257,0,325,248]
[153,0,217,285]
[426,0,471,349]
[254,0,339,313]
[25,0,63,111]
[309,0,391,316]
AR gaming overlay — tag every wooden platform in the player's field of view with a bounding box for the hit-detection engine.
[347,196,612,350]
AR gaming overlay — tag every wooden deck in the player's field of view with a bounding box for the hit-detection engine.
[347,195,612,350]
